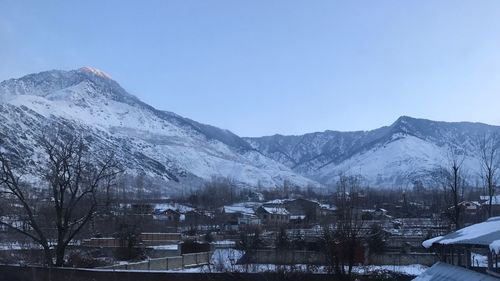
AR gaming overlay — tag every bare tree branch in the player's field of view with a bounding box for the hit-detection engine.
[0,126,121,266]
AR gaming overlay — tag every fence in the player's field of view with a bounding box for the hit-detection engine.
[369,252,438,266]
[81,238,121,247]
[0,264,382,281]
[82,233,182,248]
[100,251,211,270]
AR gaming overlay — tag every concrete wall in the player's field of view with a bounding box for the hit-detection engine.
[244,250,326,265]
[81,238,121,247]
[140,233,181,241]
[101,251,210,270]
[82,233,182,248]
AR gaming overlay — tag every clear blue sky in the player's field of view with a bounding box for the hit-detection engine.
[2,1,500,136]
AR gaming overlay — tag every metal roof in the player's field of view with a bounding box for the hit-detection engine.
[412,262,499,281]
[423,217,500,248]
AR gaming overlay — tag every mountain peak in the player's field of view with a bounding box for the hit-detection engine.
[78,66,112,80]
[394,115,418,124]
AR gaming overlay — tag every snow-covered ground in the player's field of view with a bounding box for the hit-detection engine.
[471,252,488,267]
[150,244,179,250]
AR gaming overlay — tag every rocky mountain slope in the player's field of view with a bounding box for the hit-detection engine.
[246,116,500,187]
[0,67,318,193]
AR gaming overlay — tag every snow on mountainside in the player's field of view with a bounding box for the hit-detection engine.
[246,116,500,187]
[0,67,318,192]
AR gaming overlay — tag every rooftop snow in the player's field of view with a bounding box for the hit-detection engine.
[319,204,337,211]
[151,244,178,250]
[489,239,500,254]
[262,207,289,215]
[264,199,289,205]
[422,217,500,248]
[412,262,498,281]
[154,203,193,213]
[422,236,444,249]
[223,205,255,215]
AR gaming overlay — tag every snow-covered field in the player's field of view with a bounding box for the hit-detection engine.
[168,249,428,276]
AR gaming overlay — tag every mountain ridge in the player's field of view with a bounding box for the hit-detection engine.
[0,68,318,193]
[2,67,499,190]
[246,116,500,187]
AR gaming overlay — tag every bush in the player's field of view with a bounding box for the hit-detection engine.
[366,224,387,255]
[204,232,215,243]
[67,251,109,268]
[113,222,145,261]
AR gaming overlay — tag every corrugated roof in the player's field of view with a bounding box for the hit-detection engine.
[412,262,499,281]
[262,207,289,215]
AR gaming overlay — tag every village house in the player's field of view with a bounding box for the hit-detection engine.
[260,198,337,224]
[448,201,482,225]
[480,195,500,217]
[318,203,337,217]
[256,206,290,225]
[283,198,320,223]
[221,202,260,230]
[420,216,500,280]
[184,210,214,227]
[160,209,181,223]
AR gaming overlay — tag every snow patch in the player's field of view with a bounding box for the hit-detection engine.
[79,66,112,79]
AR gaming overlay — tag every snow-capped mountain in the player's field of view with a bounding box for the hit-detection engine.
[0,67,318,193]
[245,116,500,188]
[3,67,498,190]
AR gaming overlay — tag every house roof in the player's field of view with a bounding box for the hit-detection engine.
[412,262,499,281]
[264,199,290,205]
[223,205,255,216]
[423,216,500,249]
[163,209,180,215]
[319,204,337,211]
[154,203,193,213]
[260,207,289,215]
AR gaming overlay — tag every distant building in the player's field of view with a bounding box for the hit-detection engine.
[184,210,213,226]
[256,206,290,225]
[221,202,260,230]
[480,195,500,217]
[131,203,154,215]
[284,198,320,223]
[162,209,181,223]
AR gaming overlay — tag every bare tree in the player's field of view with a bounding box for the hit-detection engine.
[322,173,365,278]
[476,133,500,218]
[436,148,467,230]
[0,130,120,266]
